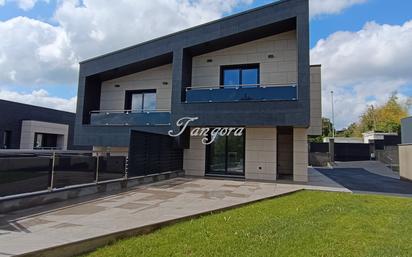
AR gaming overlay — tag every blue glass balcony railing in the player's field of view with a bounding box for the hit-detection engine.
[185,83,297,103]
[90,110,171,126]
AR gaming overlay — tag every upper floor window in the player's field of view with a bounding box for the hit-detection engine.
[125,90,156,112]
[220,64,259,88]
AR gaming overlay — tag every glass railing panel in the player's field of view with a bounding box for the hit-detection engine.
[52,153,96,188]
[97,155,126,181]
[0,154,51,197]
[186,84,297,103]
[90,111,171,126]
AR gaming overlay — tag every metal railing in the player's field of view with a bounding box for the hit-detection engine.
[185,83,298,103]
[185,82,297,91]
[0,150,129,198]
[90,109,171,114]
[89,109,172,126]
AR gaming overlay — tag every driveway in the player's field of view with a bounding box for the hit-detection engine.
[316,161,412,196]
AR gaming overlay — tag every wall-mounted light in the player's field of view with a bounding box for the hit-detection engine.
[267,54,275,59]
[162,81,169,85]
[206,59,213,63]
[114,84,120,88]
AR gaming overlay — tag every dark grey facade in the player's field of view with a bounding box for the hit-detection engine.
[0,99,88,150]
[74,0,310,147]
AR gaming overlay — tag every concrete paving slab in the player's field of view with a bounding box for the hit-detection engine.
[0,175,349,257]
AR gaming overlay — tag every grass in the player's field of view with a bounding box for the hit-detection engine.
[80,191,412,257]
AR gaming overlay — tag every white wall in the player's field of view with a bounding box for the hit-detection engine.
[308,65,322,136]
[183,133,206,176]
[293,128,308,182]
[245,127,277,181]
[20,120,69,150]
[399,144,412,181]
[100,64,172,111]
[191,31,297,87]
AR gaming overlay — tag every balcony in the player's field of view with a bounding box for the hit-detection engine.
[185,83,297,103]
[90,110,171,126]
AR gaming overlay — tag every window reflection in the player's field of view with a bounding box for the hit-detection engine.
[221,64,259,88]
[127,91,157,112]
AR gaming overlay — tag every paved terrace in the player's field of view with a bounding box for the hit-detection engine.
[0,169,348,257]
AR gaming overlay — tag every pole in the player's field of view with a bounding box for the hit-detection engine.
[49,151,56,191]
[95,152,99,184]
[331,90,335,138]
[371,105,376,132]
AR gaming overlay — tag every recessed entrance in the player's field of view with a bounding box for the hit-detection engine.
[206,133,245,177]
[277,127,294,180]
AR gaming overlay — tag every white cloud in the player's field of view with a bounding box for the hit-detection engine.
[0,16,77,86]
[13,0,38,10]
[0,0,253,90]
[310,0,367,18]
[2,0,48,10]
[311,20,412,128]
[0,89,77,112]
[0,0,402,120]
[53,0,253,60]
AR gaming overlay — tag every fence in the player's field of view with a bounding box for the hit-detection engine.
[0,150,127,198]
[309,142,371,162]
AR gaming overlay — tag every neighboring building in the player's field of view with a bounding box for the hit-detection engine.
[0,100,86,150]
[399,116,412,181]
[323,137,363,144]
[74,0,321,182]
[362,131,398,144]
[401,117,412,144]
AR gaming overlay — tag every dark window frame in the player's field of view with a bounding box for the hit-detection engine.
[124,89,157,111]
[205,129,246,177]
[220,63,260,87]
[2,130,11,149]
[33,132,58,149]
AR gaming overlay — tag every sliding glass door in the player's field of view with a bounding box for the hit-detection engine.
[206,133,245,176]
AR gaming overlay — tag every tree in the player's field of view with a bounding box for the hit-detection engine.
[320,117,332,137]
[356,92,409,135]
[308,117,333,143]
[337,123,358,137]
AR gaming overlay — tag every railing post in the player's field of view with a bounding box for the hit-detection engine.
[95,152,100,184]
[49,151,56,191]
[124,155,128,180]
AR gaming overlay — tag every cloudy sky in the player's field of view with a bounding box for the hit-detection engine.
[0,0,411,129]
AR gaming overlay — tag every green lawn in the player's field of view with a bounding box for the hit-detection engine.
[81,191,412,257]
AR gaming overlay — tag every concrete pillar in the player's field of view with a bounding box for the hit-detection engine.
[329,138,335,163]
[183,133,205,177]
[245,127,277,181]
[293,128,308,182]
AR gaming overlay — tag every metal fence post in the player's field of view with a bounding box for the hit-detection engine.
[49,151,56,191]
[95,152,100,184]
[124,155,128,180]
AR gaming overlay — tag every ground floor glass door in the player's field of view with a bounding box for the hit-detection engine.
[206,133,245,176]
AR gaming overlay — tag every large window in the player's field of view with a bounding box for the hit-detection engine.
[206,133,245,176]
[221,64,259,88]
[34,133,58,149]
[125,90,157,112]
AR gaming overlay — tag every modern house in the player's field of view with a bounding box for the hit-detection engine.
[74,0,321,182]
[0,99,86,150]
